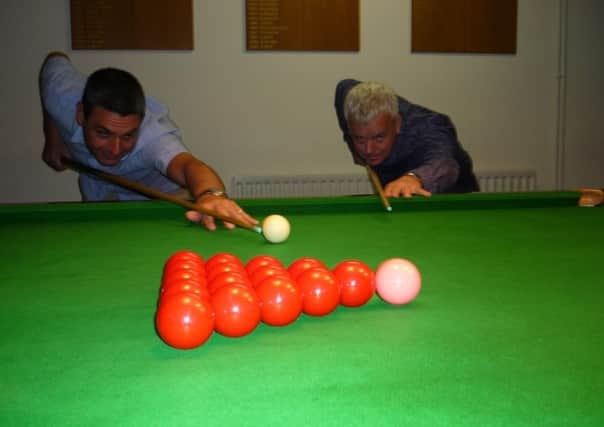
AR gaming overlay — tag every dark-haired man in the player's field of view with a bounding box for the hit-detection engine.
[335,79,479,197]
[39,52,256,231]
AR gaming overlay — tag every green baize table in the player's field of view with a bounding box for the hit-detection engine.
[1,192,602,426]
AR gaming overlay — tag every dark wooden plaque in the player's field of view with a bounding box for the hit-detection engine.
[412,0,517,54]
[246,0,359,51]
[71,0,193,50]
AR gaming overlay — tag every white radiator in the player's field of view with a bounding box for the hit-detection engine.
[477,170,536,193]
[230,170,536,198]
[230,174,373,198]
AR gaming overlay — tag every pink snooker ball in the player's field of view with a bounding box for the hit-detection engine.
[375,258,422,305]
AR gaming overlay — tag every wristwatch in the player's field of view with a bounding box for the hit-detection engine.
[197,188,228,199]
[405,172,422,183]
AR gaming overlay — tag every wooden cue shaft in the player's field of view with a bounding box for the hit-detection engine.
[62,158,261,232]
[365,165,392,211]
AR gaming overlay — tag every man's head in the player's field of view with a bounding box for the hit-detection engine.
[343,81,401,166]
[76,68,146,166]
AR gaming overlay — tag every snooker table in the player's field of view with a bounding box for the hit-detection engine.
[1,191,603,426]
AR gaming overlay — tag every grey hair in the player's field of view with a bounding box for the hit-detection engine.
[343,81,398,124]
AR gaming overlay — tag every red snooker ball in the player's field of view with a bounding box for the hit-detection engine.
[211,284,261,338]
[255,276,303,326]
[246,255,284,275]
[206,262,246,283]
[163,259,205,279]
[162,268,206,287]
[288,257,328,281]
[296,267,340,316]
[160,279,210,303]
[332,260,375,307]
[205,253,244,271]
[155,293,214,349]
[165,251,205,270]
[249,265,291,288]
[208,271,251,295]
[166,250,204,263]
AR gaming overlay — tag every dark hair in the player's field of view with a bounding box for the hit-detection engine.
[82,68,146,119]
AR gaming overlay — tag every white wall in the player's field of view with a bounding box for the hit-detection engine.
[0,0,601,203]
[562,0,604,189]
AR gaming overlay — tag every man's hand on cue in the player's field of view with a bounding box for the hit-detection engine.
[185,193,258,231]
[384,174,432,199]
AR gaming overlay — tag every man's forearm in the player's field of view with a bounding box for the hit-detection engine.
[410,159,459,193]
[41,107,70,170]
[167,153,226,199]
[186,162,226,200]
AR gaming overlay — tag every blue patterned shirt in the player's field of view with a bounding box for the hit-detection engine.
[335,79,479,193]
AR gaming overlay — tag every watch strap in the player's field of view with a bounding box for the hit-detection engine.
[197,188,228,199]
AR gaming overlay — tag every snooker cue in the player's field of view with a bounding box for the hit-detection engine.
[62,158,262,233]
[365,165,392,212]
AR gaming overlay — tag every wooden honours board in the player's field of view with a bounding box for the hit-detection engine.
[246,0,359,51]
[70,0,193,50]
[412,0,517,54]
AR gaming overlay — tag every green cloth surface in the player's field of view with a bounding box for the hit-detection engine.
[1,193,603,426]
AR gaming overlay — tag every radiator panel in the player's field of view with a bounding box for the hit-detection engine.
[230,171,536,198]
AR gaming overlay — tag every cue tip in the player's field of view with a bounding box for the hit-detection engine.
[386,206,393,212]
[253,225,263,234]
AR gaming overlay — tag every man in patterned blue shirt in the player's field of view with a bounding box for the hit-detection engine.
[39,52,256,231]
[335,79,479,197]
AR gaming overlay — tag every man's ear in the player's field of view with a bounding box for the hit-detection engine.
[76,102,85,126]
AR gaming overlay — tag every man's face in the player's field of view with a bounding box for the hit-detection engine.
[348,112,400,166]
[77,104,142,167]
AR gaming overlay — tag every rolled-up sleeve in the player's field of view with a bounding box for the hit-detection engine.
[40,56,85,141]
[139,98,188,175]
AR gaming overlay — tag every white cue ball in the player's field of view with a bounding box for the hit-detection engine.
[262,214,290,243]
